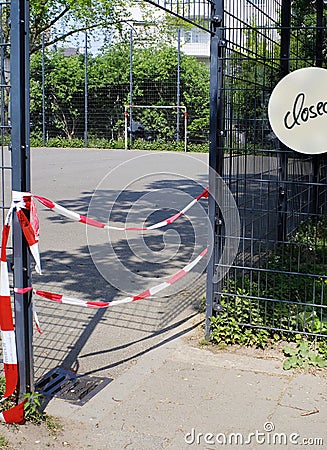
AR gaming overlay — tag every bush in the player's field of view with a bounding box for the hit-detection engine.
[30,132,208,153]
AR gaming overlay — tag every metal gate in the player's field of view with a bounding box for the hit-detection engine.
[206,0,327,339]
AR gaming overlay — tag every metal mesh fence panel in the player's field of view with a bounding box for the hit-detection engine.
[209,0,327,338]
[30,29,210,150]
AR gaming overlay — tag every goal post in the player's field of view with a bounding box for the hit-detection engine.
[124,105,188,152]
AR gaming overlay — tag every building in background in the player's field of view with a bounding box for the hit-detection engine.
[128,0,279,67]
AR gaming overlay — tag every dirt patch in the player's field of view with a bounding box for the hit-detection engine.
[1,420,69,450]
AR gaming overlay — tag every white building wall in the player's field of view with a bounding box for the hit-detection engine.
[128,1,280,66]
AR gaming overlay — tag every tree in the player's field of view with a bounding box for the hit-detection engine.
[290,0,327,67]
[30,43,210,142]
[229,25,280,149]
[29,0,130,54]
[31,50,85,139]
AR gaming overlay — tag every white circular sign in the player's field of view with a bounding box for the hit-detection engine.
[268,67,327,154]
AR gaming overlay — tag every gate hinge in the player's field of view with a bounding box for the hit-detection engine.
[211,15,222,26]
[213,298,223,312]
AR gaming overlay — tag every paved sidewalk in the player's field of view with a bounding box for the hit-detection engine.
[44,316,326,450]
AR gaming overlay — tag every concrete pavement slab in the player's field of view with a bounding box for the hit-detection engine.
[45,317,326,450]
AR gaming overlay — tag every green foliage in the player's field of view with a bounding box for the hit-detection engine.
[317,339,327,359]
[44,415,63,434]
[210,289,270,348]
[0,434,9,448]
[229,25,280,150]
[31,51,86,140]
[290,0,327,70]
[0,377,5,395]
[30,130,207,153]
[210,217,327,359]
[23,391,62,431]
[24,392,43,424]
[29,0,128,53]
[30,44,209,144]
[0,378,61,430]
[0,378,15,413]
[283,339,327,370]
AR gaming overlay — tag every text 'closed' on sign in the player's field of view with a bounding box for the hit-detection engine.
[268,67,327,155]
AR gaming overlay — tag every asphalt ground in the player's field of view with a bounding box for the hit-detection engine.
[30,148,209,381]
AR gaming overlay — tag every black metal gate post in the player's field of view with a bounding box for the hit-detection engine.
[205,0,225,339]
[311,0,324,216]
[277,0,291,242]
[84,30,88,148]
[10,0,34,399]
[41,32,46,146]
[129,29,133,148]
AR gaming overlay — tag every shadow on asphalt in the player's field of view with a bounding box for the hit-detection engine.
[80,314,204,376]
[31,178,208,381]
[31,163,281,382]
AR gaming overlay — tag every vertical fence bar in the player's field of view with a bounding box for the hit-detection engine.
[176,27,181,143]
[206,0,225,339]
[84,31,88,148]
[124,106,128,151]
[41,32,46,146]
[0,2,5,153]
[10,0,33,398]
[183,107,187,152]
[277,0,291,242]
[316,0,324,68]
[0,1,10,229]
[129,29,133,147]
[311,0,324,216]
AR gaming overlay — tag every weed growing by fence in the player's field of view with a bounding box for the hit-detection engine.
[282,339,327,370]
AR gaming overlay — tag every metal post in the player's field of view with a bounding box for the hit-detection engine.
[10,0,34,399]
[0,3,5,150]
[129,29,133,148]
[205,0,225,339]
[41,32,46,146]
[316,0,324,69]
[176,27,181,143]
[277,0,291,242]
[183,108,187,152]
[84,31,88,148]
[124,106,128,151]
[311,0,324,216]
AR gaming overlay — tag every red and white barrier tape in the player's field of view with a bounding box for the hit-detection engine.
[12,191,41,274]
[19,248,208,309]
[33,187,208,231]
[0,208,18,400]
[0,196,41,422]
[0,187,208,422]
